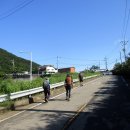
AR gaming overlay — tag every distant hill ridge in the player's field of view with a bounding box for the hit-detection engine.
[0,48,41,74]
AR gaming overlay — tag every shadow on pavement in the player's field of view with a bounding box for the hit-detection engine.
[77,76,130,130]
[12,76,130,130]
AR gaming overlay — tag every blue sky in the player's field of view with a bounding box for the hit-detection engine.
[0,0,130,72]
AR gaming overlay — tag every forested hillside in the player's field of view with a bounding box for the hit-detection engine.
[0,48,41,74]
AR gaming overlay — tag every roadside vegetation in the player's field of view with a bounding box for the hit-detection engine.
[112,54,130,78]
[0,48,101,109]
[0,70,100,110]
[0,71,100,95]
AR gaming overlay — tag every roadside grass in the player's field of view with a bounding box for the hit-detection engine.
[0,71,100,95]
[0,71,100,109]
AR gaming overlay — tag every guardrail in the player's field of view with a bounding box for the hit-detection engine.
[0,75,98,103]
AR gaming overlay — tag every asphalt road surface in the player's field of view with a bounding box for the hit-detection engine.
[0,75,129,130]
[67,75,130,130]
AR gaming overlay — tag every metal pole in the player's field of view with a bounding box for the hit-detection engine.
[11,59,15,72]
[121,40,128,62]
[30,52,32,81]
[19,51,32,81]
[104,57,108,70]
[57,56,58,72]
[120,51,122,64]
[99,60,100,69]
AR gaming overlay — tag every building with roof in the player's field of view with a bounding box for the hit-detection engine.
[58,67,75,73]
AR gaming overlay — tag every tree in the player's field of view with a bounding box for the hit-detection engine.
[90,65,99,71]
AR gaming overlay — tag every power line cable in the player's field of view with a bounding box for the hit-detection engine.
[108,59,120,65]
[106,0,129,68]
[122,0,128,39]
[59,62,87,66]
[117,0,130,64]
[60,56,104,62]
[123,9,130,40]
[43,57,57,61]
[59,61,105,67]
[105,42,121,59]
[0,0,34,20]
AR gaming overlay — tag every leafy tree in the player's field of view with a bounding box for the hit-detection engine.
[90,65,99,71]
[112,53,130,77]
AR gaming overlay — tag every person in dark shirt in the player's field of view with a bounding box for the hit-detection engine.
[43,78,50,102]
[78,72,84,86]
[64,74,73,101]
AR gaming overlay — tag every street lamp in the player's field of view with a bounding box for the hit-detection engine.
[19,51,32,81]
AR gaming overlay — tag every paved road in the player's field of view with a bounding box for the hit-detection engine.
[0,75,127,130]
[67,75,130,130]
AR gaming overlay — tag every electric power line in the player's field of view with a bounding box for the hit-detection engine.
[122,0,128,39]
[0,0,34,20]
[121,40,128,62]
[123,9,130,40]
[60,56,104,62]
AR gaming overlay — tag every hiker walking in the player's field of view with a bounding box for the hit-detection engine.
[78,72,84,86]
[64,74,73,101]
[43,78,50,102]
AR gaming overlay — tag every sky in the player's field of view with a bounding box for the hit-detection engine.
[0,0,130,72]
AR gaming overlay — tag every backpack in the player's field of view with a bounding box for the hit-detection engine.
[79,73,83,81]
[43,80,50,89]
[65,76,72,85]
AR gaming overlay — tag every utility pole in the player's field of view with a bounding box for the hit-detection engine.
[11,59,15,72]
[57,56,59,72]
[104,57,108,70]
[30,52,32,81]
[99,61,100,69]
[19,51,32,81]
[120,51,122,64]
[121,40,128,62]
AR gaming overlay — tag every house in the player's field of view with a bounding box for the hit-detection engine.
[39,65,58,75]
[58,67,75,73]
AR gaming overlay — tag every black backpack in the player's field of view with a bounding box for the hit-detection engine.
[43,80,50,89]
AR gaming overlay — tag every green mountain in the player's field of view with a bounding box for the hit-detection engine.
[0,48,41,74]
